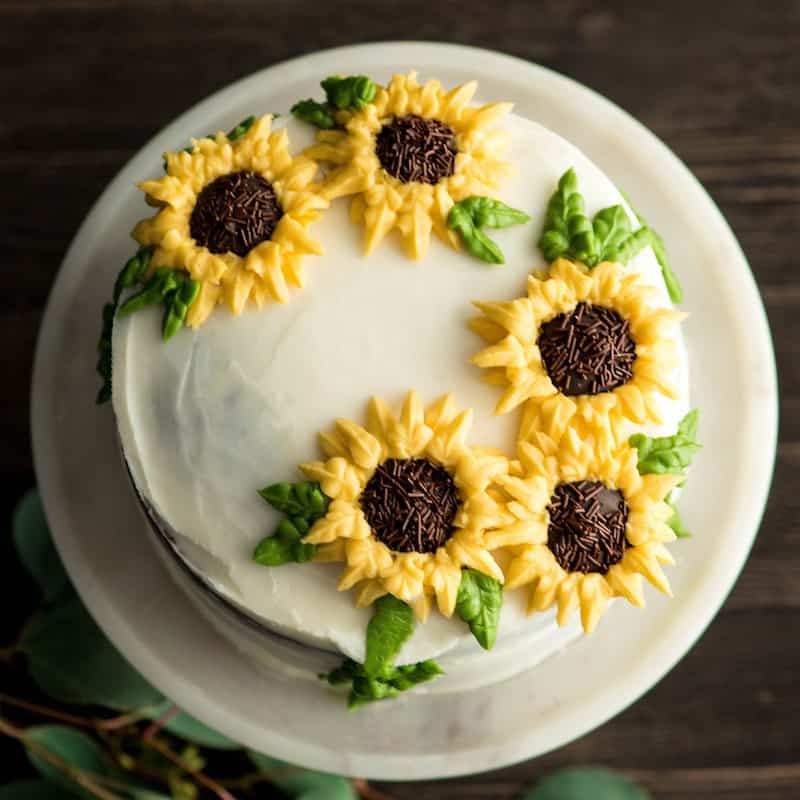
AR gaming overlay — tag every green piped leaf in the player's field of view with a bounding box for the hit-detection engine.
[448,196,530,265]
[540,170,678,279]
[258,480,329,520]
[455,568,503,650]
[364,595,415,677]
[291,99,336,129]
[629,409,701,475]
[253,516,315,566]
[666,495,691,538]
[321,75,377,111]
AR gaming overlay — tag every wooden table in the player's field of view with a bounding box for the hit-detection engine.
[2,2,797,797]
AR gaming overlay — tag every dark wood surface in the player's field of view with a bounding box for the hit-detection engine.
[1,1,798,797]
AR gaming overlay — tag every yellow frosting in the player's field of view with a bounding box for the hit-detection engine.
[490,427,681,633]
[470,258,686,445]
[133,115,328,327]
[305,72,513,260]
[301,390,510,620]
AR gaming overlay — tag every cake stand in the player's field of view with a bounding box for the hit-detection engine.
[31,42,778,780]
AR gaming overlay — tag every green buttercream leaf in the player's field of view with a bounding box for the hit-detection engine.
[252,516,314,566]
[364,595,415,678]
[291,99,337,129]
[320,658,443,709]
[666,495,691,539]
[459,196,531,229]
[524,766,650,800]
[629,409,701,475]
[538,168,594,262]
[621,188,684,304]
[161,275,200,341]
[455,568,503,650]
[226,114,256,141]
[448,196,530,265]
[95,247,154,404]
[321,75,377,111]
[257,480,329,519]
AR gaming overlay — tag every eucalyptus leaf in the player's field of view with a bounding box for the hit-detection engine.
[524,766,650,800]
[144,703,241,750]
[246,751,357,798]
[364,595,415,677]
[26,725,110,798]
[12,490,71,605]
[0,781,76,800]
[455,569,503,650]
[21,595,164,710]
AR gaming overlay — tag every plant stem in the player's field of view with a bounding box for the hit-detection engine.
[96,708,150,731]
[141,735,237,800]
[0,694,97,729]
[0,715,124,800]
[353,778,394,800]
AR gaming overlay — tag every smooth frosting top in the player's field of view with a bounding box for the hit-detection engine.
[113,113,688,664]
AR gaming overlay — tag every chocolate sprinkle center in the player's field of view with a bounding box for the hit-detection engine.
[375,115,457,185]
[547,480,629,574]
[189,171,283,256]
[538,302,636,396]
[360,458,460,553]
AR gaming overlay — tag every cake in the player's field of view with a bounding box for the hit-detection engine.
[98,73,699,708]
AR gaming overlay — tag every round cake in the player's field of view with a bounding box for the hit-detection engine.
[100,72,697,707]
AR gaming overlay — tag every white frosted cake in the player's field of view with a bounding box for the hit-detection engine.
[99,73,697,707]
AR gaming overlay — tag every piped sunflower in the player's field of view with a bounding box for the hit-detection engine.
[133,114,327,327]
[471,258,685,444]
[299,391,510,621]
[486,427,680,633]
[305,72,513,259]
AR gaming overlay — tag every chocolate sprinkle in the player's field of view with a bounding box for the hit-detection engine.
[538,302,636,396]
[547,480,629,574]
[360,458,460,553]
[375,115,457,185]
[189,171,283,256]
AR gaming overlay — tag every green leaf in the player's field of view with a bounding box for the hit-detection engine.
[364,595,415,678]
[629,409,701,475]
[26,725,110,798]
[143,703,240,749]
[538,168,594,262]
[21,595,164,710]
[253,515,316,566]
[524,766,650,800]
[666,495,691,538]
[455,568,503,650]
[257,481,329,520]
[12,490,71,605]
[0,781,76,800]
[321,75,377,111]
[246,751,357,798]
[161,276,199,341]
[118,268,180,317]
[386,659,444,690]
[620,188,683,303]
[448,196,530,265]
[459,196,531,229]
[291,99,336,129]
[226,115,256,141]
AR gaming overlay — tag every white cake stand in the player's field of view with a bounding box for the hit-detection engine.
[31,42,778,780]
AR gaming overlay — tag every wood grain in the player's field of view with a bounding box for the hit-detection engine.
[1,1,798,797]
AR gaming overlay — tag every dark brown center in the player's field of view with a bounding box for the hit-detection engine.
[375,115,457,185]
[547,480,629,574]
[537,302,636,396]
[189,171,283,256]
[360,458,460,553]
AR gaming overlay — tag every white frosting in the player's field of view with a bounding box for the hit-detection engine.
[113,113,688,667]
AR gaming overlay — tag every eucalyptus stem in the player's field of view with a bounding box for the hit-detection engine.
[0,715,124,800]
[0,694,97,729]
[141,735,237,800]
[353,778,395,800]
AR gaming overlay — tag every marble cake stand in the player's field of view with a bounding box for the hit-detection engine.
[31,42,777,780]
